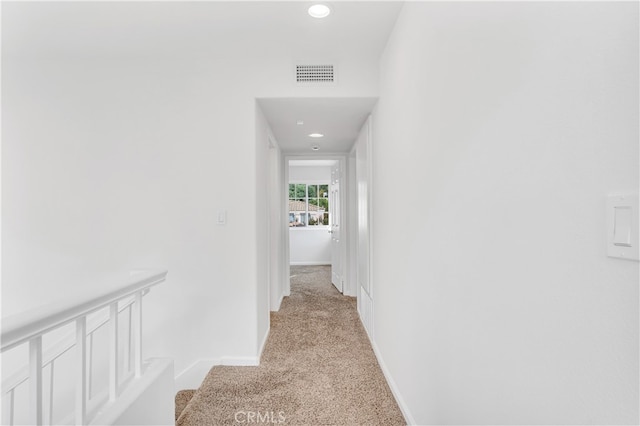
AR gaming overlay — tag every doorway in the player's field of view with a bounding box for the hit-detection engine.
[285,157,346,295]
[257,97,376,307]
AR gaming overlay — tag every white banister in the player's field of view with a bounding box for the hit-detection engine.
[75,317,86,426]
[1,270,167,352]
[29,337,43,425]
[1,269,167,426]
[1,294,144,396]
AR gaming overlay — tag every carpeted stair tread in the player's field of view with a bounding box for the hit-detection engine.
[175,389,196,422]
[177,265,405,425]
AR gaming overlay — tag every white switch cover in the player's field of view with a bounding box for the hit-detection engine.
[217,210,227,226]
[607,192,639,261]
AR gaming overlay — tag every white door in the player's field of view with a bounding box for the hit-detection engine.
[330,164,343,292]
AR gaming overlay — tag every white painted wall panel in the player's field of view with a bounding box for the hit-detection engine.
[255,104,278,355]
[373,2,639,425]
[345,154,358,297]
[289,229,331,266]
[1,1,382,383]
[356,119,371,297]
[289,166,331,182]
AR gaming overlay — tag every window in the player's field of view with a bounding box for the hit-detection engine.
[289,183,329,227]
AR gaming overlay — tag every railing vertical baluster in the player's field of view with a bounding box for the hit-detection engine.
[49,360,55,425]
[87,332,94,400]
[109,303,119,401]
[124,306,132,374]
[3,389,15,426]
[75,317,87,425]
[133,291,143,378]
[29,336,43,425]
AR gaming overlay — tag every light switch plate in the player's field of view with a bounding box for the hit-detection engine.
[607,192,639,261]
[217,210,227,226]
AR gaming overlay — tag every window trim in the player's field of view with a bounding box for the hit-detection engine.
[288,181,330,229]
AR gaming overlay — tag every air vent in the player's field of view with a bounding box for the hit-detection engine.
[295,64,335,84]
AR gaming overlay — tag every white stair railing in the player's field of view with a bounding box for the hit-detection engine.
[1,269,168,425]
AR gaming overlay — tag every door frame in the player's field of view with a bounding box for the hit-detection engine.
[282,154,351,297]
[330,161,342,292]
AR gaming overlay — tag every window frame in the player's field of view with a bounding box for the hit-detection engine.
[288,181,330,229]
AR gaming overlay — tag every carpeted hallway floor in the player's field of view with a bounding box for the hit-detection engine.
[175,265,405,425]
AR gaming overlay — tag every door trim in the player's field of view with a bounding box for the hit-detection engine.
[283,154,349,297]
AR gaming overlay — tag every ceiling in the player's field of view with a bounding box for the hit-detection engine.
[259,98,377,153]
[3,2,403,59]
[3,2,402,154]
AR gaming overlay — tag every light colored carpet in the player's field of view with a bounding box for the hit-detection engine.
[175,389,196,422]
[176,265,405,425]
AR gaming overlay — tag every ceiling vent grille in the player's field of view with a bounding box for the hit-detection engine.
[296,65,335,84]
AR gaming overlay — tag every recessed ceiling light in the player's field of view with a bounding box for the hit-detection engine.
[309,133,324,138]
[296,120,304,125]
[311,145,320,151]
[308,4,331,19]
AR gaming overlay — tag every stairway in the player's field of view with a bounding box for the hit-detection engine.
[174,266,405,425]
[174,389,196,422]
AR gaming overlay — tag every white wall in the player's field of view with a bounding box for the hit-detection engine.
[289,165,332,265]
[289,229,331,266]
[2,54,261,372]
[289,165,332,182]
[373,2,639,425]
[268,133,286,312]
[355,118,374,335]
[345,152,358,297]
[255,104,279,356]
[2,2,382,381]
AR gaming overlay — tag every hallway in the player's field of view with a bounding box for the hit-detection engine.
[175,266,404,425]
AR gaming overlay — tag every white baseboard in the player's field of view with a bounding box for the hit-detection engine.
[175,354,263,390]
[343,283,357,298]
[289,261,330,266]
[369,338,416,425]
[220,356,259,366]
[356,289,415,425]
[175,359,220,390]
[258,327,270,361]
[271,290,285,312]
[358,285,374,339]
